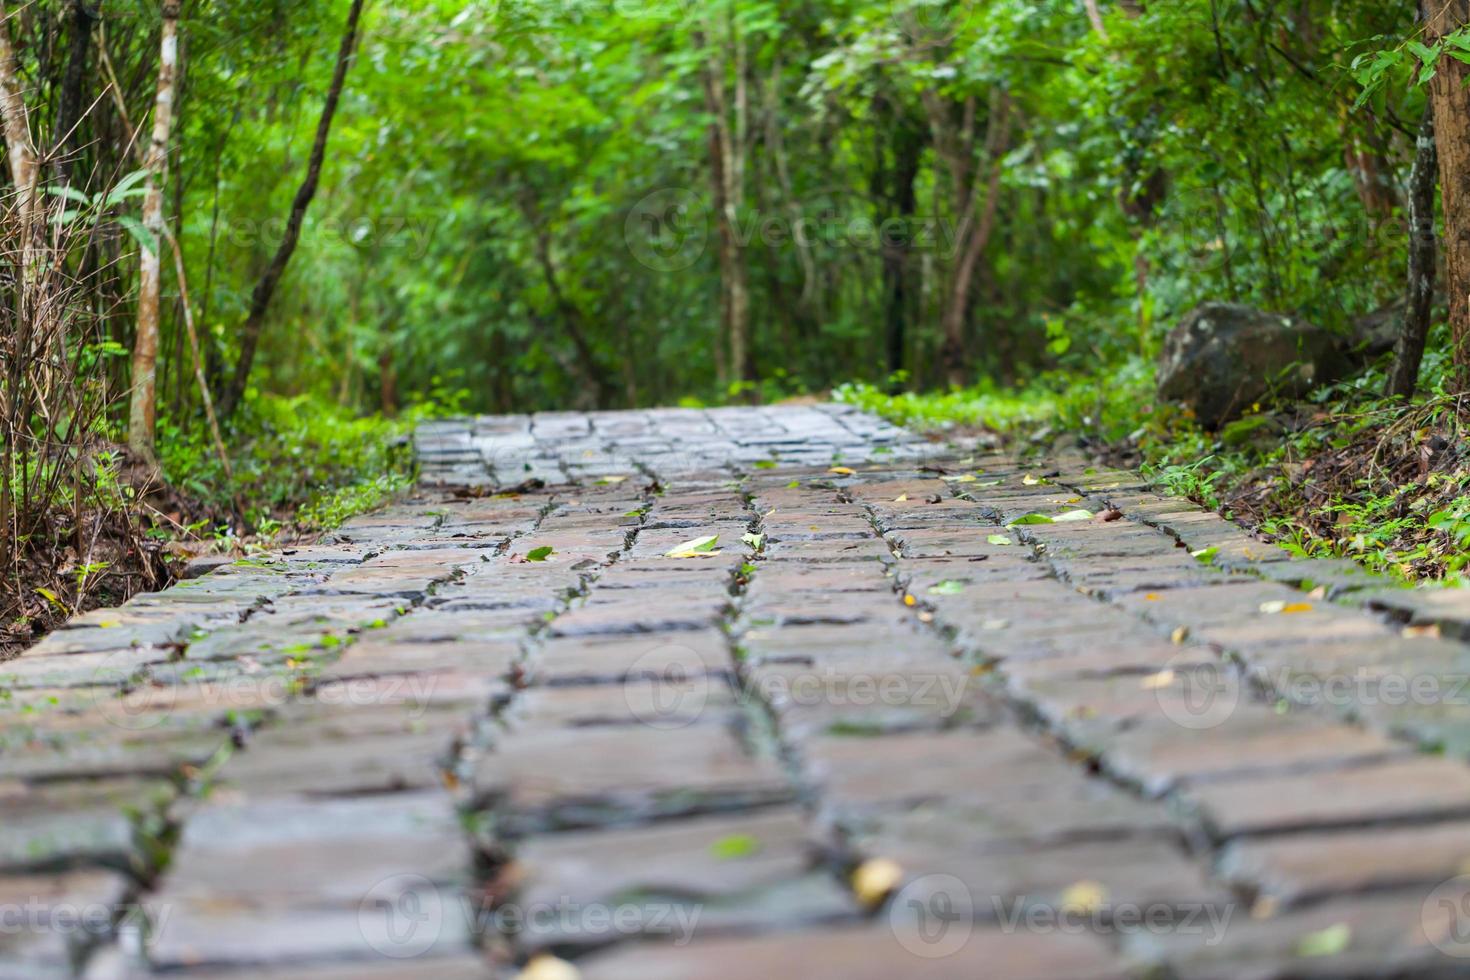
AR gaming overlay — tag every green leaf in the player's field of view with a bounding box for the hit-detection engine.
[753,460,777,469]
[666,535,721,558]
[987,534,1013,545]
[927,579,967,595]
[741,532,764,548]
[116,215,158,255]
[709,833,761,859]
[1296,923,1351,958]
[1191,546,1219,564]
[1052,509,1094,522]
[526,546,554,561]
[1008,513,1054,526]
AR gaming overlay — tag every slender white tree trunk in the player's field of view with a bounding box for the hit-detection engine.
[0,1,40,270]
[128,0,180,464]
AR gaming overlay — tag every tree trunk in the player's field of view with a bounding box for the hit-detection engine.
[217,0,365,420]
[1387,106,1439,399]
[698,21,751,389]
[878,112,923,381]
[53,0,94,184]
[128,0,180,466]
[1425,0,1470,390]
[0,1,40,263]
[938,90,1011,387]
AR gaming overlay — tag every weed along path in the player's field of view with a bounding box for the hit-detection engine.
[6,404,1470,977]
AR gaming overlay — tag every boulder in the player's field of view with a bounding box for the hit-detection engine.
[1157,303,1350,428]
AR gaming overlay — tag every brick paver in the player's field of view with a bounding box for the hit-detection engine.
[4,405,1470,977]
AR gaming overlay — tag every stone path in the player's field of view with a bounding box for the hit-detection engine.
[5,404,1470,978]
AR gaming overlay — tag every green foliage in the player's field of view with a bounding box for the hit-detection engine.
[157,391,429,533]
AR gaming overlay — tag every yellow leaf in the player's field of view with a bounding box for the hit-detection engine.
[903,594,917,606]
[851,858,904,907]
[1060,880,1107,912]
[1281,602,1313,614]
[1140,670,1175,690]
[894,493,909,502]
[1404,623,1441,639]
[829,466,856,475]
[1144,592,1161,601]
[515,955,581,980]
[1171,626,1190,645]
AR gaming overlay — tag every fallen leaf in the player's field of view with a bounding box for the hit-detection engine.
[1052,509,1094,522]
[1008,513,1054,526]
[1144,592,1161,601]
[1022,474,1050,486]
[526,546,554,562]
[1251,895,1280,920]
[829,466,856,476]
[851,858,904,907]
[515,955,581,980]
[1403,623,1441,638]
[1060,880,1107,913]
[741,532,765,549]
[666,535,722,558]
[596,475,629,484]
[974,479,1003,487]
[1140,670,1175,690]
[942,473,977,483]
[927,579,967,595]
[1296,922,1351,958]
[903,594,917,606]
[1191,546,1219,563]
[1170,626,1190,645]
[1281,602,1313,613]
[987,534,1013,546]
[894,493,909,502]
[709,833,762,859]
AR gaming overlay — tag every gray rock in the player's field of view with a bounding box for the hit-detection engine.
[1157,303,1349,427]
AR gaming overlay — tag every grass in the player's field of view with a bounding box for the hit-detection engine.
[837,338,1470,585]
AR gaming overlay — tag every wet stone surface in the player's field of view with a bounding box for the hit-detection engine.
[4,405,1470,978]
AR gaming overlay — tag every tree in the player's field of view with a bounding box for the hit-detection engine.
[128,0,181,466]
[0,0,40,265]
[930,87,1011,387]
[697,13,751,387]
[216,0,366,420]
[1387,107,1438,400]
[1424,0,1470,390]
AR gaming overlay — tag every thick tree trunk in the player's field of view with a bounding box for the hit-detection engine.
[217,0,365,420]
[938,90,1011,387]
[1388,107,1439,399]
[128,0,181,465]
[1425,0,1470,390]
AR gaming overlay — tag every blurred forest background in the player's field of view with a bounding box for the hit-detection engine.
[2,0,1467,640]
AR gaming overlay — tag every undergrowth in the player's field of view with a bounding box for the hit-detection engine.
[838,336,1470,585]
